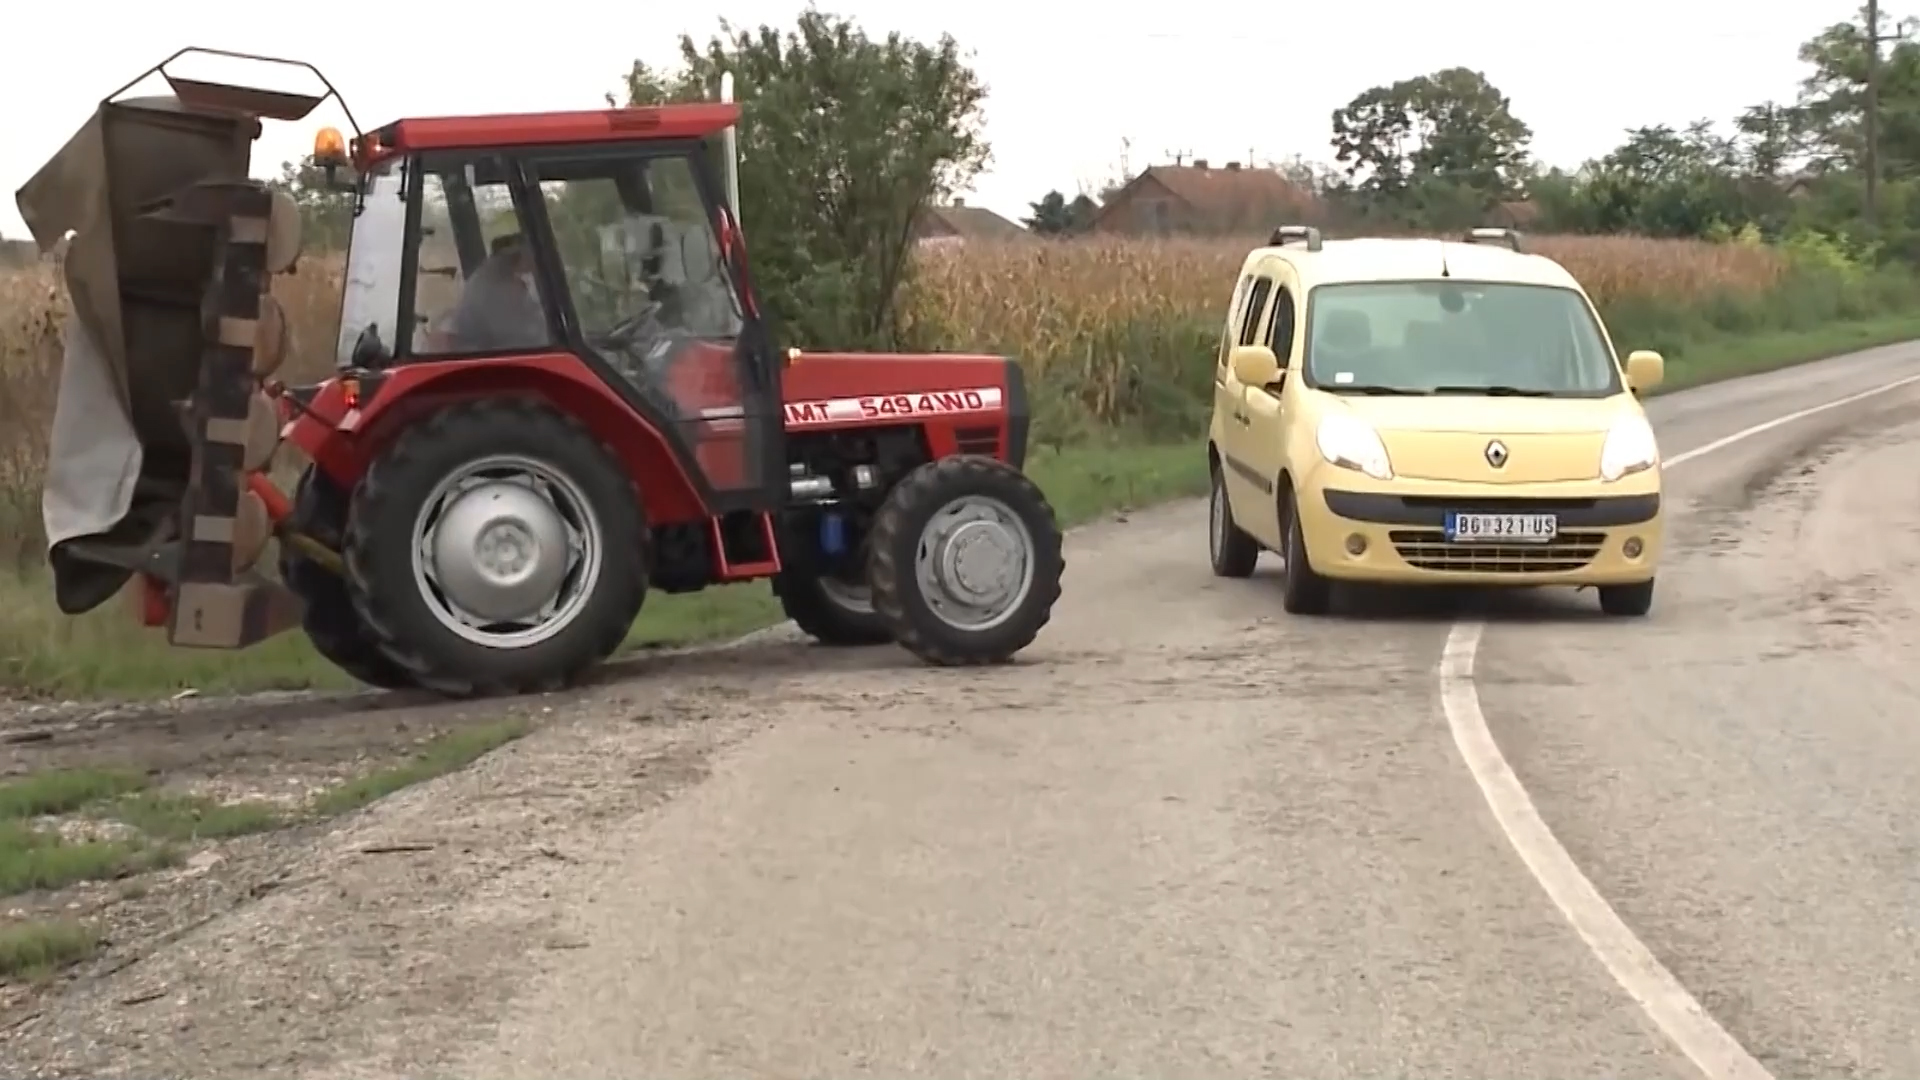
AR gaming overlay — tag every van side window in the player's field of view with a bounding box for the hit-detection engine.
[1265,286,1297,364]
[1238,277,1275,347]
[1218,274,1253,368]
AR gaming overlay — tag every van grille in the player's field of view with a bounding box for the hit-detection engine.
[1388,529,1606,574]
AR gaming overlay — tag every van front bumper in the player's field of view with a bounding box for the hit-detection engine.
[1298,480,1662,586]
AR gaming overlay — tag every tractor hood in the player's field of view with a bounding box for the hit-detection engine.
[15,94,255,613]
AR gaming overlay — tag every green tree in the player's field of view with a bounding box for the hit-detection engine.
[616,11,989,349]
[1733,101,1802,179]
[264,155,354,252]
[1330,67,1533,213]
[1022,189,1097,234]
[1792,9,1920,181]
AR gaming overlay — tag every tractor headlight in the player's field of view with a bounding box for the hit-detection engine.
[1316,413,1394,480]
[1599,415,1660,481]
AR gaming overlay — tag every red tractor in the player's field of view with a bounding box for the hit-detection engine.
[17,49,1064,697]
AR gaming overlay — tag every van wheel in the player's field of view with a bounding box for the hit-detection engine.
[1598,579,1655,617]
[343,399,647,697]
[1280,487,1332,615]
[1208,464,1260,578]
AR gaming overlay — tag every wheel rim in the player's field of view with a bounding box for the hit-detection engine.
[408,454,602,650]
[911,494,1035,632]
[1209,474,1226,563]
[817,575,875,614]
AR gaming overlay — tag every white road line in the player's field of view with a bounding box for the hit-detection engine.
[1441,369,1920,1080]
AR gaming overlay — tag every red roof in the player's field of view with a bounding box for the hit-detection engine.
[359,103,740,165]
[1094,163,1314,229]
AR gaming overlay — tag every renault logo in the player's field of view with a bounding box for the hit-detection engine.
[1485,440,1509,468]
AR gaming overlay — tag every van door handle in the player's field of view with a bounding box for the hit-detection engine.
[1232,410,1250,426]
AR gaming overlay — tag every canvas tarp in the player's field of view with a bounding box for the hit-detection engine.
[14,95,252,613]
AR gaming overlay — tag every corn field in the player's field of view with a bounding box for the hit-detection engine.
[0,232,1791,565]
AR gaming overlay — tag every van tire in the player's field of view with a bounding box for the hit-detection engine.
[1280,486,1332,615]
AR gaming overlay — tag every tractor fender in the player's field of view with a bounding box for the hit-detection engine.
[283,353,706,525]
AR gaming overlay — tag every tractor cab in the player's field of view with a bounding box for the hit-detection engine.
[324,106,787,517]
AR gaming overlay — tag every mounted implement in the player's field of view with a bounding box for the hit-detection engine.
[17,49,1065,696]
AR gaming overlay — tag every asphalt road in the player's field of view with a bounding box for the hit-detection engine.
[426,343,1920,1080]
[14,344,1920,1080]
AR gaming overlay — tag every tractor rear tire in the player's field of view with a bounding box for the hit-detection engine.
[280,468,416,691]
[867,455,1065,666]
[774,571,892,646]
[342,399,647,697]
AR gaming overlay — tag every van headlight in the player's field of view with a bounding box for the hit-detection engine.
[1316,414,1394,480]
[1599,415,1660,481]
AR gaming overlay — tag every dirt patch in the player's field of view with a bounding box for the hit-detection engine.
[0,686,542,1012]
[0,627,883,1076]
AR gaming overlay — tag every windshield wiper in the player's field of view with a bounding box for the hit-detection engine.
[1334,384,1430,396]
[1429,384,1555,397]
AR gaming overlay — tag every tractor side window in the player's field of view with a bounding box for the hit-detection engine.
[412,160,555,356]
[533,152,754,492]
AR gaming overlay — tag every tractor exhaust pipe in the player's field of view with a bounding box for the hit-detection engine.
[718,72,740,218]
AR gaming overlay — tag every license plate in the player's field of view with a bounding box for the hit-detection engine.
[1445,512,1557,543]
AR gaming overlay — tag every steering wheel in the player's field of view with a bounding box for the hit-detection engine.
[593,300,663,352]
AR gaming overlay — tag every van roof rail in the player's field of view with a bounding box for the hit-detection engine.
[1462,226,1525,253]
[1269,224,1323,252]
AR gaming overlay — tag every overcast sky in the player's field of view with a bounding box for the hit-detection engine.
[0,1,1873,240]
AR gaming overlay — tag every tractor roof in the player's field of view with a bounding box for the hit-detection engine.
[356,102,741,167]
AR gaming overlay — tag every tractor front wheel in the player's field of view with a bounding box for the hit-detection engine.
[342,399,647,697]
[773,570,892,646]
[867,456,1065,665]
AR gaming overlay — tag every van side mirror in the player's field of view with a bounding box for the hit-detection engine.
[1229,344,1281,388]
[1625,350,1664,394]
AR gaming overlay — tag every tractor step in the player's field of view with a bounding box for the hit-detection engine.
[708,511,781,580]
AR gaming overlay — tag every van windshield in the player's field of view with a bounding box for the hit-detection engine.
[1303,281,1621,397]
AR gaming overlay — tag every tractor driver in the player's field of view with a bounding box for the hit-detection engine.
[443,233,550,354]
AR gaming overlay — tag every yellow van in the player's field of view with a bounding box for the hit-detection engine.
[1206,227,1665,616]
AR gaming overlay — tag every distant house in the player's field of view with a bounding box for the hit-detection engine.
[1091,161,1319,236]
[913,199,1027,247]
[1492,200,1540,229]
[1782,169,1820,200]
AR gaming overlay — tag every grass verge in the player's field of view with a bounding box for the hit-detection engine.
[0,919,101,981]
[309,719,529,817]
[0,723,526,899]
[1653,312,1920,394]
[0,722,531,981]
